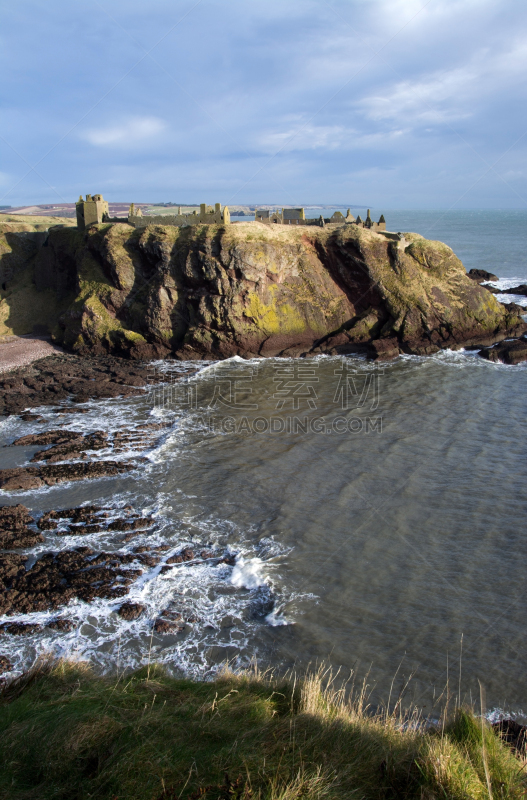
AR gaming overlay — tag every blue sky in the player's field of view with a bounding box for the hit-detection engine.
[1,0,527,208]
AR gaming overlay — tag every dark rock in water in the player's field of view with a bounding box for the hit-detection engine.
[502,302,525,315]
[136,553,160,568]
[1,622,42,635]
[468,268,498,282]
[0,655,12,671]
[46,618,75,632]
[0,547,143,615]
[117,602,145,621]
[159,608,183,621]
[11,425,169,465]
[39,505,103,531]
[29,431,109,464]
[153,618,184,634]
[20,413,45,423]
[9,428,111,467]
[479,338,527,365]
[0,504,44,549]
[482,285,500,294]
[493,719,527,752]
[107,517,154,532]
[369,337,401,360]
[500,284,527,297]
[0,459,137,492]
[37,505,154,536]
[166,547,194,565]
[10,429,80,448]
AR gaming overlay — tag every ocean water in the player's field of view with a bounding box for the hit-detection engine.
[1,209,527,719]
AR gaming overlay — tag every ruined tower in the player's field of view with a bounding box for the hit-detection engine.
[76,194,109,230]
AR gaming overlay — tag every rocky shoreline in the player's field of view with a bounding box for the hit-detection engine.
[0,351,203,672]
[0,352,190,417]
[0,498,237,663]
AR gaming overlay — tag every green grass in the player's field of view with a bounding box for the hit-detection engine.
[0,659,524,800]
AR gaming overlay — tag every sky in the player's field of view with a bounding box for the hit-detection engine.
[1,0,527,209]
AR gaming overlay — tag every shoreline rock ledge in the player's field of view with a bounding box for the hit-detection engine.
[4,221,526,360]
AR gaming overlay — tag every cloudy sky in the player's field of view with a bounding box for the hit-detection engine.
[1,0,527,208]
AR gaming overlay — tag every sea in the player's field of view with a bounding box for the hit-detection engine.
[1,209,527,721]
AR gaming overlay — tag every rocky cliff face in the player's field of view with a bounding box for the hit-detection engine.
[3,220,524,359]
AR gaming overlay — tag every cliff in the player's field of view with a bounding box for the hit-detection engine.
[0,216,76,341]
[1,220,524,359]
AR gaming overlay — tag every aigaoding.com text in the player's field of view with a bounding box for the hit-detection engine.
[191,414,382,436]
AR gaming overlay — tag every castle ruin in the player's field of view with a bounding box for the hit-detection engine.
[128,202,230,229]
[76,195,230,231]
[255,207,386,230]
[75,194,385,233]
[76,194,109,230]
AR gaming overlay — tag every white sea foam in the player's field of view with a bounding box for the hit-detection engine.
[483,277,527,308]
[230,556,267,589]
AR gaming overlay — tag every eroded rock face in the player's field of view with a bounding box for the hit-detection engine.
[33,223,525,360]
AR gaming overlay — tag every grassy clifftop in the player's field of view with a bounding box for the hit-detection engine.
[0,660,524,800]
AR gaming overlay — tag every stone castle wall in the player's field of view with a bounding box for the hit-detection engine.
[128,202,230,229]
[76,196,231,231]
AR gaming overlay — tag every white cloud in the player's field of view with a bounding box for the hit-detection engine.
[257,124,348,152]
[80,116,167,147]
[254,122,409,154]
[355,35,527,127]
